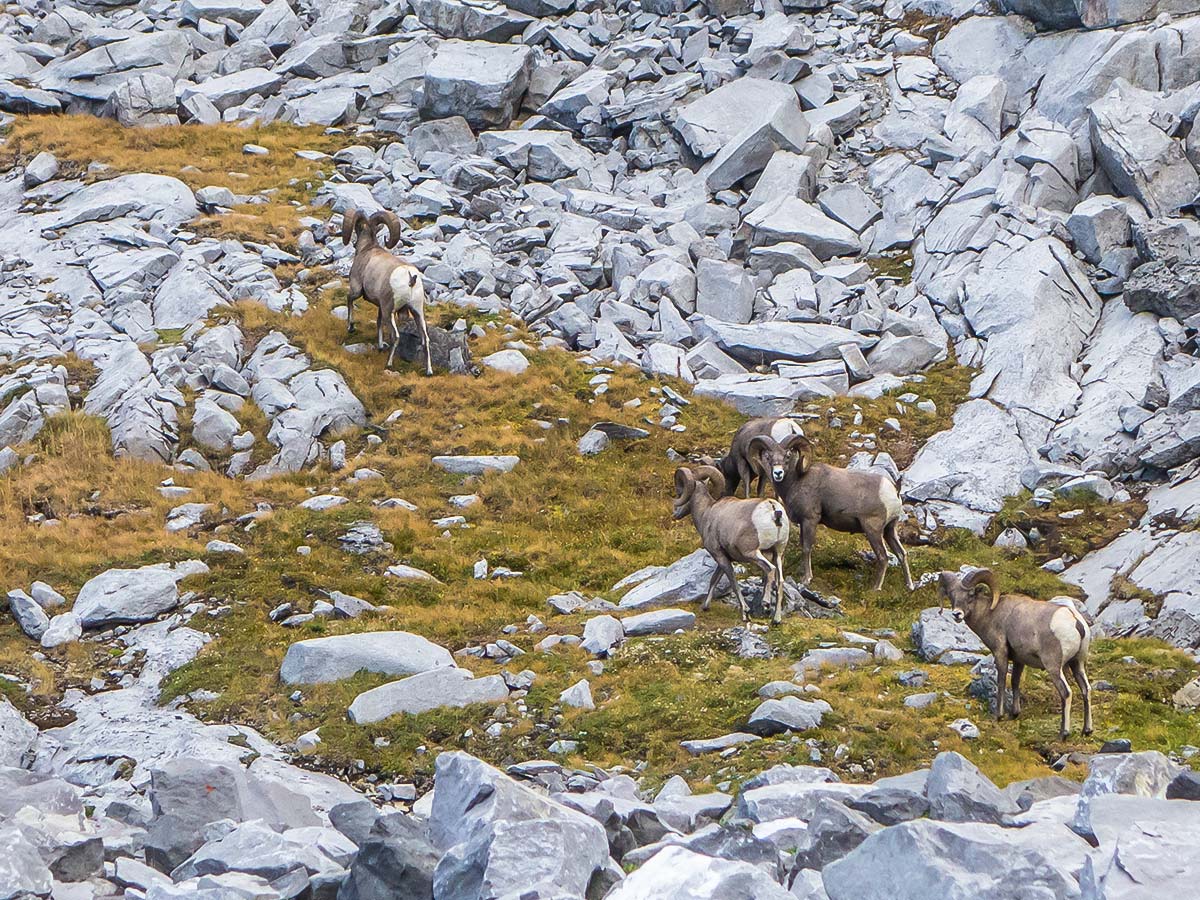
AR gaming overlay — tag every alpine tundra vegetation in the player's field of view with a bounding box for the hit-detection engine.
[1,0,1200,897]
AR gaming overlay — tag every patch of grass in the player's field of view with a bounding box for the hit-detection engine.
[2,285,1194,793]
[989,490,1146,565]
[2,116,350,251]
[867,251,913,284]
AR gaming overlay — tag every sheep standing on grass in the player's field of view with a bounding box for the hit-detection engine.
[672,465,790,625]
[759,433,913,592]
[342,207,433,376]
[938,568,1093,738]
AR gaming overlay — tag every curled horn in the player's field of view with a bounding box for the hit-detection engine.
[368,210,402,248]
[341,207,360,246]
[674,467,697,505]
[963,568,999,609]
[748,434,780,459]
[693,464,727,498]
[780,432,812,474]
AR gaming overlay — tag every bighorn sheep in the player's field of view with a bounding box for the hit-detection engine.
[764,434,913,592]
[938,568,1092,738]
[672,465,790,625]
[705,418,806,498]
[341,207,432,375]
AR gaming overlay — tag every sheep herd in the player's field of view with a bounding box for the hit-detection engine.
[678,416,1094,738]
[334,211,1094,740]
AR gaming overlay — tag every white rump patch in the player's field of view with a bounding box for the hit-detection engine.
[751,500,789,548]
[1049,606,1086,655]
[877,478,903,520]
[769,419,804,443]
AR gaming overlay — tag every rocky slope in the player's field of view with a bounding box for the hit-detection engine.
[2,0,1200,896]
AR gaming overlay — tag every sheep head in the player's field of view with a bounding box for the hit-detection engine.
[748,435,790,487]
[937,567,999,621]
[780,433,812,478]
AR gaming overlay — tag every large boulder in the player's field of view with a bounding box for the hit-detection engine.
[1081,819,1200,898]
[1124,261,1200,321]
[0,698,36,768]
[279,633,454,685]
[823,818,1083,900]
[925,752,1018,825]
[617,549,720,609]
[607,845,792,898]
[338,813,439,900]
[347,668,510,723]
[902,400,1031,523]
[429,752,610,898]
[744,197,862,259]
[693,316,872,366]
[910,608,988,662]
[411,0,532,41]
[674,77,803,160]
[421,40,533,129]
[1088,82,1199,218]
[73,561,208,629]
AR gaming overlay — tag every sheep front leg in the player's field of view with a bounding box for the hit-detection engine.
[865,526,889,591]
[736,457,754,499]
[884,521,914,591]
[346,277,361,334]
[992,649,1008,721]
[1069,658,1092,735]
[721,560,749,622]
[701,559,726,612]
[1010,661,1024,718]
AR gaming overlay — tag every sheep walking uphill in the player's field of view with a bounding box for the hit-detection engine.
[672,465,790,625]
[342,207,432,375]
[705,417,807,498]
[938,568,1093,738]
[761,433,913,592]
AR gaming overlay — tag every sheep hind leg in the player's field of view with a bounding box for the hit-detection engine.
[386,307,401,369]
[1069,658,1092,735]
[884,520,913,591]
[772,548,786,626]
[736,457,754,499]
[865,527,889,591]
[1050,667,1073,738]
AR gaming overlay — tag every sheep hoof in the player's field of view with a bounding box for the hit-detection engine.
[1083,727,1093,736]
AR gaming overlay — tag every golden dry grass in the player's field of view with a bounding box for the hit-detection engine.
[2,116,352,249]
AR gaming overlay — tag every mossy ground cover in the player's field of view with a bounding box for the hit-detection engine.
[2,288,1194,793]
[0,118,1194,795]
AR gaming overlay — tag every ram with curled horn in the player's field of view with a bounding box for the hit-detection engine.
[937,567,1093,738]
[671,464,791,625]
[759,432,912,592]
[341,207,432,375]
